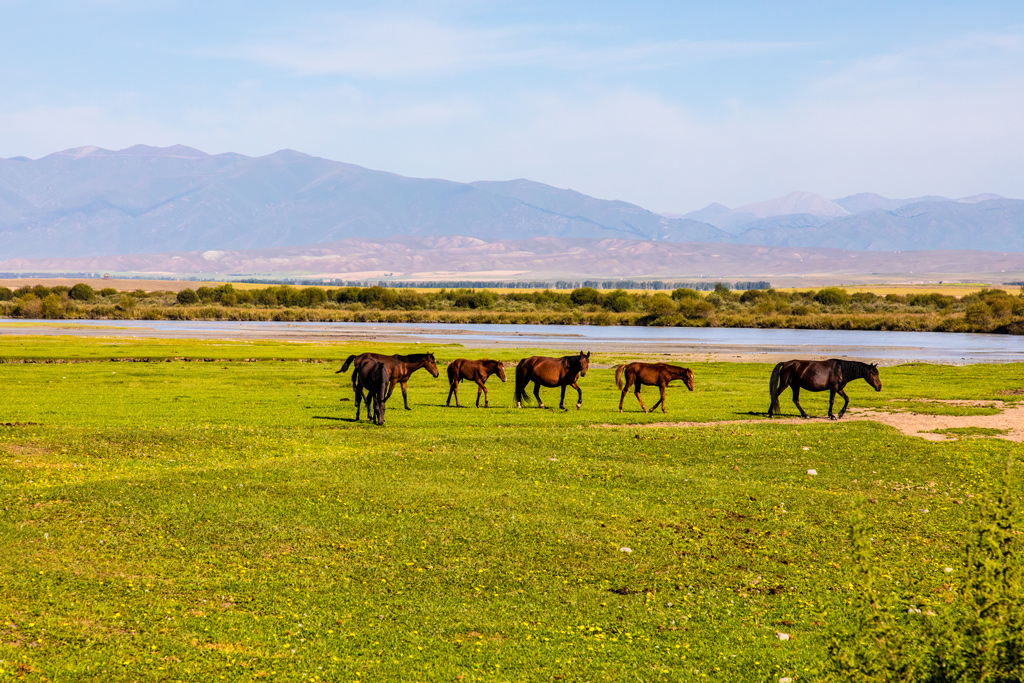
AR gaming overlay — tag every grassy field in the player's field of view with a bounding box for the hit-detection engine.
[1,337,1021,681]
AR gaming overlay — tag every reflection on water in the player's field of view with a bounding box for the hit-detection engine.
[4,319,1022,364]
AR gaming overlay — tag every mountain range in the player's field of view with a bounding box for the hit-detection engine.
[1,145,1022,279]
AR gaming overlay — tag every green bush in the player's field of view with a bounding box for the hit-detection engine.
[99,287,118,297]
[570,287,603,306]
[68,283,96,301]
[176,288,200,305]
[815,287,851,306]
[602,289,634,312]
[0,286,12,301]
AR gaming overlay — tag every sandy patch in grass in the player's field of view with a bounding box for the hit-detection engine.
[598,402,1024,442]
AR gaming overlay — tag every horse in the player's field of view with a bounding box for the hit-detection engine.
[614,362,694,413]
[768,358,881,420]
[514,351,590,410]
[446,359,507,408]
[337,352,439,411]
[351,356,390,425]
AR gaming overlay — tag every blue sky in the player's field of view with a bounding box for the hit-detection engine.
[2,1,1023,212]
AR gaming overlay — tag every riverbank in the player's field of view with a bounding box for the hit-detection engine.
[3,320,1023,365]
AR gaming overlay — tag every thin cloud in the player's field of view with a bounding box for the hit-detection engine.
[209,13,812,79]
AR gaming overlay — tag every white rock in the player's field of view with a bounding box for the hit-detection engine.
[619,547,633,554]
[776,632,790,641]
[807,469,817,476]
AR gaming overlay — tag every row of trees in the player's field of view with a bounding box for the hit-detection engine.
[2,282,1023,333]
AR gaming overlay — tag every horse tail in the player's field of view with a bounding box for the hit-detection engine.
[375,365,389,425]
[447,361,459,385]
[378,365,390,404]
[514,358,530,405]
[614,364,625,390]
[337,354,358,373]
[768,362,784,416]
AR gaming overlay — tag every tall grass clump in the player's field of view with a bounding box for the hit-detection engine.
[829,462,1023,682]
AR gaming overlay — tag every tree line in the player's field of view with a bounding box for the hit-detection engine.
[1,282,1022,334]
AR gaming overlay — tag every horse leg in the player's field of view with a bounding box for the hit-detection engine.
[792,386,810,418]
[477,380,487,408]
[837,388,850,419]
[618,385,629,412]
[559,385,568,410]
[634,383,648,413]
[652,383,667,413]
[401,381,411,410]
[533,382,546,409]
[573,382,583,410]
[828,389,838,420]
[447,380,458,407]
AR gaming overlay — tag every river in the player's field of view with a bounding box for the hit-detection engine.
[2,319,1023,364]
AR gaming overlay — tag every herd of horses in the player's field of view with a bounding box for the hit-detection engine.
[336,351,882,426]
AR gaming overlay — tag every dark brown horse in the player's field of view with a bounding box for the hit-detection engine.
[514,351,590,410]
[768,358,881,420]
[446,359,507,408]
[337,352,439,411]
[615,362,694,413]
[352,356,390,425]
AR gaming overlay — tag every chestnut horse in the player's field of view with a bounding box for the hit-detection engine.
[514,351,590,410]
[768,358,881,420]
[351,356,390,425]
[337,352,439,411]
[446,359,507,408]
[615,362,694,413]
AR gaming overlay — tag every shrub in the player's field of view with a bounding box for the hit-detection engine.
[570,287,603,306]
[602,289,634,312]
[195,286,215,303]
[0,287,12,301]
[99,287,118,297]
[41,293,65,319]
[671,288,702,301]
[68,283,96,301]
[815,287,851,306]
[644,292,677,317]
[176,288,200,305]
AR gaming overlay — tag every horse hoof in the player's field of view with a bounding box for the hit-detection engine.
[829,415,837,421]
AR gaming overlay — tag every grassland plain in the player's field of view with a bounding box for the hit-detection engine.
[0,337,1021,682]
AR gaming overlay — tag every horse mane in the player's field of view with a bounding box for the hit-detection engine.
[836,359,873,380]
[395,353,434,362]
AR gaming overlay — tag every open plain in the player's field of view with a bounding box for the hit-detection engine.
[1,334,1021,681]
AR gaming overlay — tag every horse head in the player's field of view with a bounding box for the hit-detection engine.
[867,363,882,391]
[578,351,590,377]
[425,353,440,378]
[683,367,694,391]
[495,361,507,382]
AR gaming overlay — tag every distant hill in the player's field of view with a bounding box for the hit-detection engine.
[0,145,728,258]
[1,145,1022,266]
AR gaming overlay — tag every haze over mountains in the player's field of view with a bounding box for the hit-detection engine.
[0,145,1022,282]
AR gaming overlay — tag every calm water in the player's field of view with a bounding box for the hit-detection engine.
[4,319,1023,364]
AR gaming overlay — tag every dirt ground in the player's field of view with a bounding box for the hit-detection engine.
[599,400,1024,442]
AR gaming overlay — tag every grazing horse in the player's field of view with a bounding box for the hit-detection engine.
[514,351,590,410]
[615,362,694,413]
[768,358,881,420]
[446,359,507,408]
[337,352,439,411]
[352,357,390,425]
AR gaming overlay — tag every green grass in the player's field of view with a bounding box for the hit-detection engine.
[927,427,1009,438]
[1,337,1021,681]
